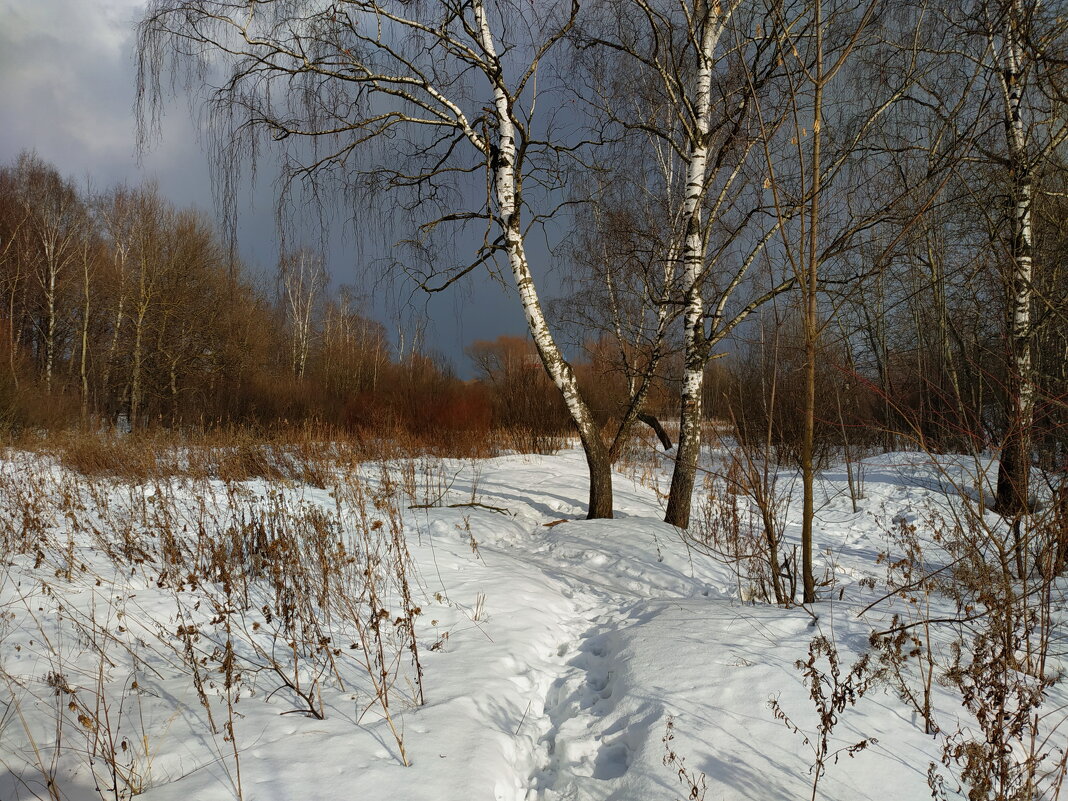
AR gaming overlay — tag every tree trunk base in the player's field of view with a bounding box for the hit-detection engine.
[582,435,614,520]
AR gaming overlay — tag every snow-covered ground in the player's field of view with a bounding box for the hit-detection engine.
[0,445,1065,800]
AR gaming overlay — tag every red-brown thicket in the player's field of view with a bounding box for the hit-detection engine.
[0,154,530,450]
[466,335,571,433]
[574,335,678,426]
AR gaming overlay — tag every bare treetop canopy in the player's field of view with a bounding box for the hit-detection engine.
[138,0,583,257]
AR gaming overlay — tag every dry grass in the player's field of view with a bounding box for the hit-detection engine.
[0,426,471,796]
[18,421,562,487]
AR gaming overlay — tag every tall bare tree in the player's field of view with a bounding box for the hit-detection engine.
[10,153,86,393]
[758,0,954,600]
[139,0,620,516]
[572,0,797,528]
[0,169,31,384]
[278,248,327,380]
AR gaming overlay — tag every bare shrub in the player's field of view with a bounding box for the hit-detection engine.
[0,439,434,791]
[862,464,1068,801]
[868,516,941,735]
[931,501,1066,801]
[769,634,877,801]
[662,715,707,801]
[686,448,796,606]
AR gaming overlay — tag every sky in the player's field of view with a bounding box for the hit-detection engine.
[0,0,535,376]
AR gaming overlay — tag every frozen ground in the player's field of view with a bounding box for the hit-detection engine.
[0,446,1065,800]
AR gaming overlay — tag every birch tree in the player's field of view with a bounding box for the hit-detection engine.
[878,0,1068,532]
[661,0,792,530]
[278,248,327,380]
[126,190,174,429]
[575,0,796,528]
[318,289,389,400]
[983,0,1068,521]
[76,229,104,419]
[990,0,1035,521]
[0,170,31,384]
[139,0,619,517]
[11,153,86,394]
[97,186,135,415]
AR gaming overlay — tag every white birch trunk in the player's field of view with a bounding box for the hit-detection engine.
[45,262,56,393]
[665,1,729,528]
[282,251,322,380]
[994,3,1035,519]
[103,244,128,405]
[80,241,92,419]
[473,0,612,517]
[130,247,152,430]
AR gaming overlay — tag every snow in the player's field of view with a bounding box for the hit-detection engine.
[0,446,1065,800]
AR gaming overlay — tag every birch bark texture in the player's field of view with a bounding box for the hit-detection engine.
[942,0,1068,520]
[664,1,730,529]
[278,249,326,381]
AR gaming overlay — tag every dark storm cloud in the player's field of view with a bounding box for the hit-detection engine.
[3,1,135,164]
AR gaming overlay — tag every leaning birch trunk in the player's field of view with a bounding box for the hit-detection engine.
[665,1,725,529]
[994,4,1035,524]
[474,0,613,518]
